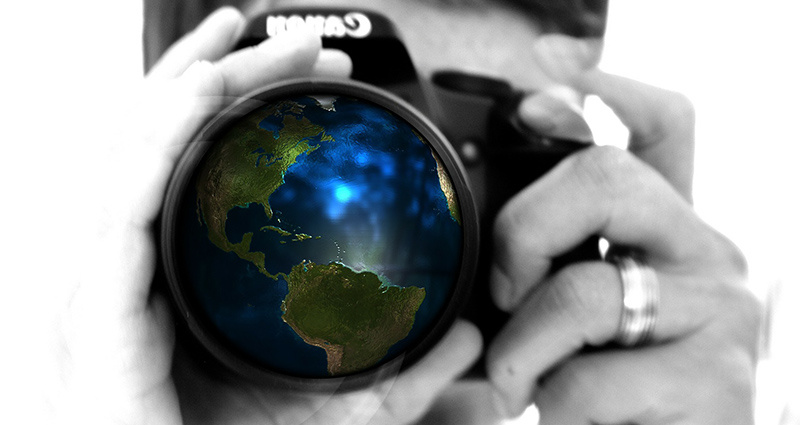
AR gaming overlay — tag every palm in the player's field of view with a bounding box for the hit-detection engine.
[127,292,477,425]
[130,300,390,425]
[171,352,388,425]
[163,319,468,425]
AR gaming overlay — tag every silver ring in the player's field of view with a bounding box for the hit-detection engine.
[610,253,660,346]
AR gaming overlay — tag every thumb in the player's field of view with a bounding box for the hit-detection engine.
[530,33,694,200]
[532,34,603,84]
[516,34,603,142]
[517,85,594,142]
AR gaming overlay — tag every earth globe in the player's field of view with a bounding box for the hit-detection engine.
[161,79,477,390]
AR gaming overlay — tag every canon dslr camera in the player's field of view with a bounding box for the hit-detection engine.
[160,7,597,391]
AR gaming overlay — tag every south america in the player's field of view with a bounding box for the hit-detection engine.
[280,261,426,376]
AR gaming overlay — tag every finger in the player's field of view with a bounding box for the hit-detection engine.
[139,28,329,172]
[521,34,602,142]
[488,258,759,418]
[146,7,246,81]
[281,319,482,425]
[517,85,594,142]
[160,37,351,149]
[370,319,483,423]
[486,145,750,413]
[574,69,696,201]
[490,146,712,312]
[312,48,354,78]
[416,380,507,425]
[533,34,694,200]
[174,321,479,425]
[487,261,706,417]
[132,29,342,216]
[212,27,324,96]
[534,339,756,425]
[531,34,603,85]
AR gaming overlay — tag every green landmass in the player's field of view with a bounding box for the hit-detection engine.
[193,99,438,374]
[409,129,461,225]
[281,261,426,376]
[260,225,315,243]
[260,225,293,237]
[195,100,334,279]
[430,145,461,225]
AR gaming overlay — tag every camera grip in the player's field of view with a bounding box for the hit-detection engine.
[463,141,600,377]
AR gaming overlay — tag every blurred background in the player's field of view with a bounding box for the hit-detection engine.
[2,0,798,423]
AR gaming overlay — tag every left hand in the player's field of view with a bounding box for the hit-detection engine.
[484,36,761,424]
[53,8,481,425]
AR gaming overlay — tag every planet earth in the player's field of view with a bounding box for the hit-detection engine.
[176,93,464,378]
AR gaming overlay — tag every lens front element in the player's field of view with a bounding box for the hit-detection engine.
[162,81,474,387]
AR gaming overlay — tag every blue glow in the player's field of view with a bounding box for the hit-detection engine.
[380,154,396,177]
[335,184,353,203]
[354,152,369,167]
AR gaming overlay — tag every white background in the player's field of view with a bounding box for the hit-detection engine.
[2,1,798,423]
[596,3,800,424]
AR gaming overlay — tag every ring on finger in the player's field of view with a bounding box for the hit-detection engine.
[608,252,659,346]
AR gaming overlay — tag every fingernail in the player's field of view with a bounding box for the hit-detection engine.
[518,90,594,142]
[518,96,557,133]
[199,7,246,36]
[542,85,584,112]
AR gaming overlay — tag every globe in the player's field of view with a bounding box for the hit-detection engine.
[169,86,467,381]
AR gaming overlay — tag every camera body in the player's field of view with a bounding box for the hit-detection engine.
[240,7,598,352]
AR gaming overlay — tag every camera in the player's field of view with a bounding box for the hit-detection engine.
[160,7,598,391]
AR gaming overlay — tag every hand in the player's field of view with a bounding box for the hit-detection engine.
[485,36,762,423]
[54,8,481,425]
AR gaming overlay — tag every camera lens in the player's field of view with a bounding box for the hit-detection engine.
[160,79,477,390]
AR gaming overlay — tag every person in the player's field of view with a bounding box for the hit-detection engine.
[53,0,762,424]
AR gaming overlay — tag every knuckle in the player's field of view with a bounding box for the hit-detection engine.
[708,230,749,283]
[549,266,592,318]
[648,91,696,139]
[547,264,615,344]
[664,91,696,124]
[491,199,542,264]
[663,91,696,123]
[569,145,638,197]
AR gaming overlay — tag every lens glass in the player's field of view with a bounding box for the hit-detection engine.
[173,92,464,378]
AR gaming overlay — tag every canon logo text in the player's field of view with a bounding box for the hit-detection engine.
[266,12,372,38]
